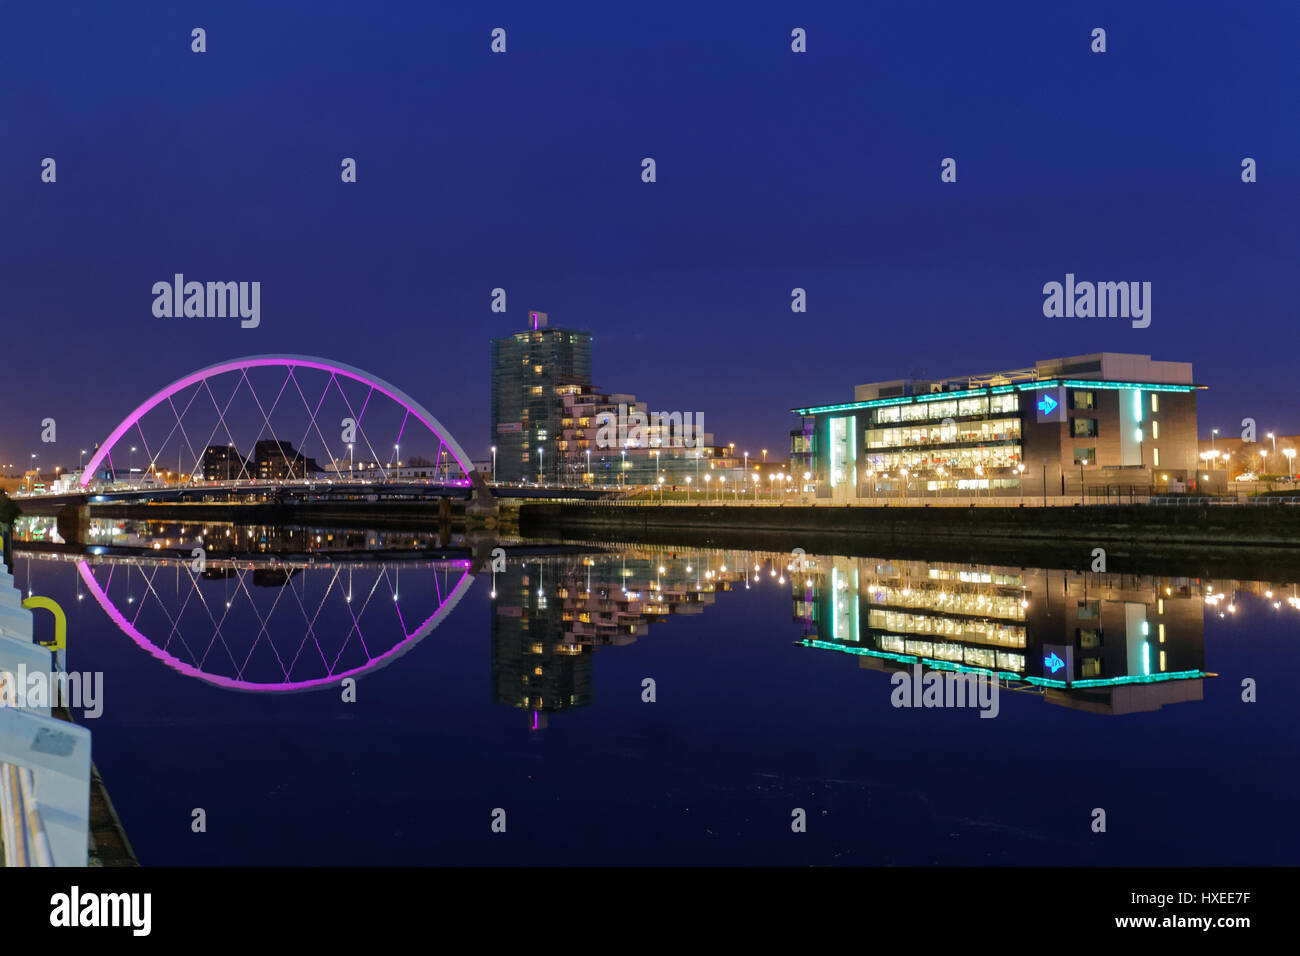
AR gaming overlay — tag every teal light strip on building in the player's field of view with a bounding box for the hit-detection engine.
[1059,380,1198,393]
[793,379,1199,415]
[797,638,1206,689]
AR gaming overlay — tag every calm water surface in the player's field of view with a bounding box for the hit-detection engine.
[9,518,1299,865]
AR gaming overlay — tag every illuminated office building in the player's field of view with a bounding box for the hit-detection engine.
[792,554,1207,714]
[792,353,1203,499]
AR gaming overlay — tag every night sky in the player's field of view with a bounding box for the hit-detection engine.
[3,0,1297,469]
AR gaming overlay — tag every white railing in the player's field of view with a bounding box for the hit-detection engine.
[0,562,90,867]
[0,669,54,867]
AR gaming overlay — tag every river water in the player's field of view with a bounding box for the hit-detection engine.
[8,516,1298,865]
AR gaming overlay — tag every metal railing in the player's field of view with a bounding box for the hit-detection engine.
[1148,495,1300,506]
[0,669,54,867]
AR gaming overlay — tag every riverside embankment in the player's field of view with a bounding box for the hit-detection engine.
[520,502,1300,578]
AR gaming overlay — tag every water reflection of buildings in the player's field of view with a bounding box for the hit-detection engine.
[492,548,787,729]
[791,555,1244,714]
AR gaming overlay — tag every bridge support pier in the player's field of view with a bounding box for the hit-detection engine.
[55,503,91,547]
[465,470,498,529]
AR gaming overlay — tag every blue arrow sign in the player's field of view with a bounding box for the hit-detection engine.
[1044,651,1065,674]
[1037,394,1058,416]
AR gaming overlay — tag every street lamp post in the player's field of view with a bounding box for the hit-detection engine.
[491,445,497,482]
[1079,458,1088,505]
[685,475,692,499]
[704,473,711,502]
[586,449,591,486]
[1268,432,1276,455]
[1285,447,1296,480]
[538,447,544,485]
[657,474,664,504]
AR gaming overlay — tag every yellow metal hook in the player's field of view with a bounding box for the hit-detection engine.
[21,596,66,651]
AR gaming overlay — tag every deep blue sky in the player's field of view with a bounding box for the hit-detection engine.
[2,0,1297,467]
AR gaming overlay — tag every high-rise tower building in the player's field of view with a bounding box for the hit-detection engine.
[490,311,593,482]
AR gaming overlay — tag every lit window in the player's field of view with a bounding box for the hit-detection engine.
[1150,393,1159,413]
[1151,421,1159,439]
[1152,447,1160,467]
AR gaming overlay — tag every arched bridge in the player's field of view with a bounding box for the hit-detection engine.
[78,355,482,495]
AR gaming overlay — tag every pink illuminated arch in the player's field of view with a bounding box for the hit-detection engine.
[80,355,476,488]
[76,558,476,693]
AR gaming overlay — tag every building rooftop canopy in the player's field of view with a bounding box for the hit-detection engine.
[794,352,1201,416]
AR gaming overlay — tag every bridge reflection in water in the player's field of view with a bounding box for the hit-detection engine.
[14,516,476,692]
[11,521,1298,715]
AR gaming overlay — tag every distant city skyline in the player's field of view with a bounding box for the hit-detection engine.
[3,1,1297,467]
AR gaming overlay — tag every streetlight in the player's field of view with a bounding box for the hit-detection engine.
[751,472,759,501]
[129,446,136,486]
[1017,462,1026,502]
[657,474,665,503]
[1268,432,1276,454]
[1079,457,1088,504]
[685,474,692,499]
[1284,447,1296,479]
[704,473,711,502]
[762,448,768,465]
[586,448,591,485]
[719,475,726,502]
[538,446,544,485]
[1211,428,1218,454]
[1260,449,1268,476]
[491,445,497,481]
[80,449,86,472]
